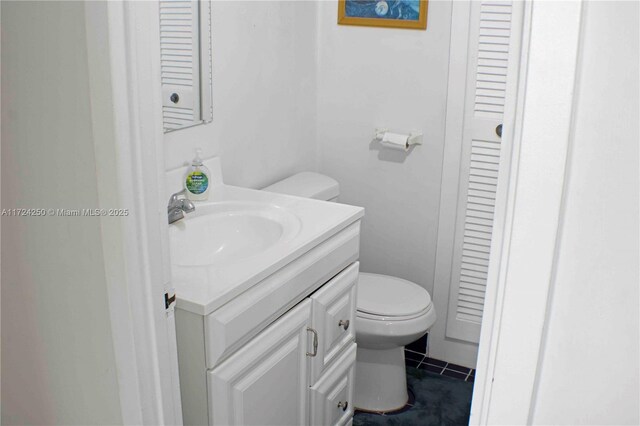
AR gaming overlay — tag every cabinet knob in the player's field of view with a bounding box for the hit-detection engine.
[338,319,350,331]
[337,401,349,412]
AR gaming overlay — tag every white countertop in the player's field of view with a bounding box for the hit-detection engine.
[170,184,364,316]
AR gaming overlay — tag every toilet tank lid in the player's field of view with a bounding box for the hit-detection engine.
[262,172,340,201]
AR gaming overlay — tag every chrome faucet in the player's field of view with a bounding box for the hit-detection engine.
[168,189,195,224]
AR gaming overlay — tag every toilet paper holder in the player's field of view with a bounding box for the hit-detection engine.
[374,128,423,147]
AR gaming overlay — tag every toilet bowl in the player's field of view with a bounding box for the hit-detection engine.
[262,172,437,412]
[354,272,436,411]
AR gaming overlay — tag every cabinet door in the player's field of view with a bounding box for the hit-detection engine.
[208,300,312,426]
[310,262,358,383]
[309,343,357,426]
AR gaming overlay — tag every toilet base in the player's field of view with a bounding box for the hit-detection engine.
[354,346,409,412]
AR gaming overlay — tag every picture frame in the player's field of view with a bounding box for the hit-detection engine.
[338,0,428,30]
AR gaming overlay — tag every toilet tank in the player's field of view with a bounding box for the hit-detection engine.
[262,172,340,202]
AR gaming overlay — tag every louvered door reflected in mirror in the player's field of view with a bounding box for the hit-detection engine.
[159,0,213,132]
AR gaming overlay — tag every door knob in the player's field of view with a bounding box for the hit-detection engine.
[337,401,349,411]
[496,124,503,138]
[338,319,350,331]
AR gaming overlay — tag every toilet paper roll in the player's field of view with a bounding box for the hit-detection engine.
[380,132,410,152]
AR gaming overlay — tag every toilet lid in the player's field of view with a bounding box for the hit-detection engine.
[357,273,432,317]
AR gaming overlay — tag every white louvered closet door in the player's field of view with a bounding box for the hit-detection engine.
[160,0,201,131]
[445,0,523,343]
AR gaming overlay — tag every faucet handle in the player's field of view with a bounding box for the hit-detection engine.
[169,188,187,205]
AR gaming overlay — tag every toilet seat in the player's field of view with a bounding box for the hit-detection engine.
[356,272,432,320]
[356,304,433,322]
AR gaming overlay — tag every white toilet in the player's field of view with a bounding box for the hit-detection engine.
[263,172,437,413]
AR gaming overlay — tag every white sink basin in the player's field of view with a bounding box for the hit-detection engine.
[170,201,301,266]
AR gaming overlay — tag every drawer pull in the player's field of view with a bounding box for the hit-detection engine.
[338,319,350,331]
[306,327,319,357]
[337,401,349,412]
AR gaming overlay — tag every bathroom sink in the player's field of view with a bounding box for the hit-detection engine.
[170,201,301,266]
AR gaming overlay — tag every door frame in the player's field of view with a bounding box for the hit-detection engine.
[470,1,584,424]
[86,0,586,424]
[85,1,182,424]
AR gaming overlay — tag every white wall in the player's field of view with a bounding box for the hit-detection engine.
[164,1,318,190]
[531,2,639,424]
[316,0,452,295]
[1,1,123,424]
[165,0,454,300]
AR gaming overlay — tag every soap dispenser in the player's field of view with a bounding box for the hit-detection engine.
[185,149,210,201]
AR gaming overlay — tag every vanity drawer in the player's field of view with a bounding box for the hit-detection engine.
[310,262,358,384]
[309,343,357,426]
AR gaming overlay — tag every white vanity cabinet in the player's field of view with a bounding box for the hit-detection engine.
[175,221,361,426]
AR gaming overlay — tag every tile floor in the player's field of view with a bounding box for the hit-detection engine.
[404,350,476,384]
[353,335,475,426]
[352,366,474,426]
[404,334,476,383]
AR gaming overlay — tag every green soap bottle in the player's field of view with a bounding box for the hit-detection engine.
[185,148,210,201]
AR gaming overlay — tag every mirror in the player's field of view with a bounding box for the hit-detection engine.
[159,0,213,132]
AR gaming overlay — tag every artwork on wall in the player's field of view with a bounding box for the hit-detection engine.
[338,0,428,30]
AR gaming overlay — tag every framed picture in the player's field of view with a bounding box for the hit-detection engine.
[338,0,428,30]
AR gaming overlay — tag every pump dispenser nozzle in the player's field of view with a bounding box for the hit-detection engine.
[193,148,204,166]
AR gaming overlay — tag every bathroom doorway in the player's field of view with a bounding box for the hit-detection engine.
[102,1,625,424]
